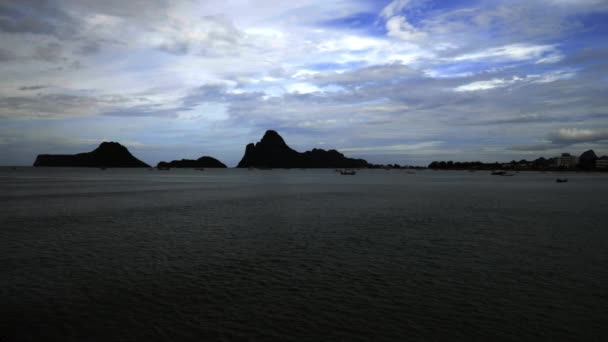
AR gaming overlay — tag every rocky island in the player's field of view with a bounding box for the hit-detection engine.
[237,130,369,168]
[156,156,227,169]
[33,142,150,168]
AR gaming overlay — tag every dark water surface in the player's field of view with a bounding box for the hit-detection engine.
[1,168,607,341]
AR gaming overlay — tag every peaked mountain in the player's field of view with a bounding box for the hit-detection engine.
[578,149,598,169]
[237,130,369,168]
[157,156,227,168]
[33,142,150,168]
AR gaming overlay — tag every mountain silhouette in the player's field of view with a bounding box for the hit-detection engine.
[578,149,598,169]
[237,130,369,168]
[157,156,227,168]
[33,142,150,167]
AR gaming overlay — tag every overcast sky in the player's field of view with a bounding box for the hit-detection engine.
[1,0,607,166]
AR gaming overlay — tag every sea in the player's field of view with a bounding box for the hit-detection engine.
[1,167,607,341]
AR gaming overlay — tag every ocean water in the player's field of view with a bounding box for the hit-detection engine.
[1,168,607,341]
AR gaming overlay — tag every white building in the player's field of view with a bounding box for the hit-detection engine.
[596,158,608,169]
[556,153,577,168]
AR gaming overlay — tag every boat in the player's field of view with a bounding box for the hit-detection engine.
[194,168,205,171]
[157,166,170,171]
[491,171,506,175]
[340,169,356,175]
[556,178,568,183]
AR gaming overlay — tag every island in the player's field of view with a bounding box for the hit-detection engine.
[156,156,227,169]
[33,141,150,168]
[237,130,369,168]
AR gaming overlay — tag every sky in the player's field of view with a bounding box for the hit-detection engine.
[1,0,607,166]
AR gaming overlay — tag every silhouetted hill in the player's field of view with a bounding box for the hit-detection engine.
[578,149,598,169]
[157,156,227,168]
[237,130,369,168]
[33,142,150,167]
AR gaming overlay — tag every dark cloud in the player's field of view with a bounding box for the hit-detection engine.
[0,47,17,61]
[18,85,49,91]
[78,41,101,56]
[102,106,181,118]
[0,92,134,119]
[65,0,171,20]
[159,42,189,55]
[0,0,78,38]
[33,42,65,62]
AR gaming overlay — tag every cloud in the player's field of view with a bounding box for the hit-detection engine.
[451,44,560,63]
[453,70,576,92]
[78,41,101,56]
[380,0,410,19]
[0,0,607,165]
[454,78,519,92]
[156,15,245,56]
[549,128,608,144]
[385,16,426,41]
[0,92,146,119]
[0,1,78,38]
[32,42,66,62]
[18,85,49,91]
[0,47,17,61]
[309,63,418,87]
[510,128,608,151]
[340,141,444,154]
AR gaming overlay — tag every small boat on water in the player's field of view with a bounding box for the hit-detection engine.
[556,178,568,183]
[157,166,170,171]
[194,168,205,171]
[491,171,506,175]
[340,169,356,175]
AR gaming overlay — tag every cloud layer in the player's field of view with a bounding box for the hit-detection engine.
[1,0,607,166]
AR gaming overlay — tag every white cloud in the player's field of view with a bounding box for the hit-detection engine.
[286,83,321,94]
[531,70,576,83]
[385,16,426,41]
[317,35,385,52]
[340,141,445,155]
[454,70,577,92]
[381,0,410,19]
[551,128,608,142]
[451,44,559,63]
[454,78,521,92]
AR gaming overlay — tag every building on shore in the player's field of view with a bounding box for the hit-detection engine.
[556,153,577,168]
[596,158,608,169]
